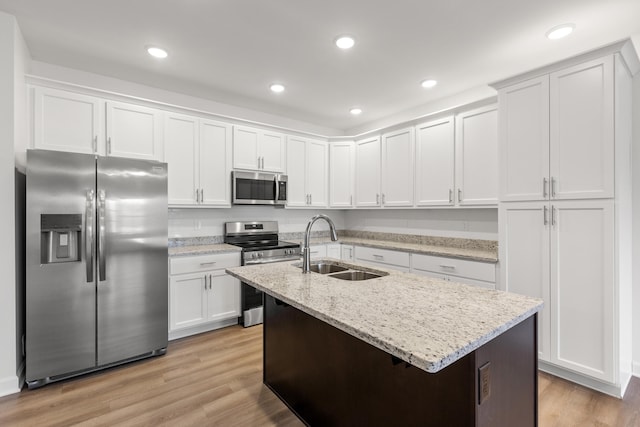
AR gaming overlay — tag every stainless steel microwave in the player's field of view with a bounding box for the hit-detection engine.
[232,171,287,205]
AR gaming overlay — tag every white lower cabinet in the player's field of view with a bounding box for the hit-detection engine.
[169,253,241,340]
[340,245,354,261]
[326,244,341,259]
[500,200,615,383]
[354,246,410,272]
[309,245,327,260]
[410,254,496,289]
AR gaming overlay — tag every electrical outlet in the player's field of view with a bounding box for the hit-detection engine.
[478,362,491,404]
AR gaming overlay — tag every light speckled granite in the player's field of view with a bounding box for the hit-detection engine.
[226,260,541,374]
[170,231,497,262]
[169,236,224,247]
[169,243,241,257]
[301,236,497,263]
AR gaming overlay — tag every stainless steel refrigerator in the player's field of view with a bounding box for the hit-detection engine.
[25,149,168,388]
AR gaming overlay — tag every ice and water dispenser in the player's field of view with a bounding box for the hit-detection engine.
[40,214,82,264]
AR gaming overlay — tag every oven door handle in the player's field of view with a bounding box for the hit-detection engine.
[243,256,299,265]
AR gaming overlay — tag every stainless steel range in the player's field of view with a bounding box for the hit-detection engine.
[224,221,300,327]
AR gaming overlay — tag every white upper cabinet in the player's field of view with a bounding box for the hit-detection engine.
[106,101,163,161]
[329,141,355,207]
[165,113,198,205]
[499,56,614,202]
[199,119,233,206]
[233,125,285,173]
[498,76,550,201]
[33,87,163,160]
[165,112,231,207]
[286,136,328,207]
[455,105,498,205]
[415,116,455,206]
[355,136,381,207]
[381,127,414,206]
[550,57,614,200]
[33,87,104,155]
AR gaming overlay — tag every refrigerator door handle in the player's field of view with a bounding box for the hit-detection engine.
[85,189,95,282]
[98,189,107,282]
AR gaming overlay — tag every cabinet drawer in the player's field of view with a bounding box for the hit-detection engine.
[411,254,495,283]
[355,246,410,268]
[170,252,240,275]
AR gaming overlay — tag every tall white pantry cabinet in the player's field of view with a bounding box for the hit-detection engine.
[494,41,638,397]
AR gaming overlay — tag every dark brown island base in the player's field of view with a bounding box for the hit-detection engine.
[226,259,542,427]
[264,295,537,427]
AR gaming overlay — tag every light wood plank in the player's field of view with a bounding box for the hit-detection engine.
[1,325,638,426]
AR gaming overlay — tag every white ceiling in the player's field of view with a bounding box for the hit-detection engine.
[1,0,639,133]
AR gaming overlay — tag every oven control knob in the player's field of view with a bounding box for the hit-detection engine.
[258,252,263,258]
[251,253,257,259]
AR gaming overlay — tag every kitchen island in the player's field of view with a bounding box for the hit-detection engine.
[227,259,542,426]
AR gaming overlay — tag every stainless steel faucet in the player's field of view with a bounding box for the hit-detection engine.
[302,214,338,273]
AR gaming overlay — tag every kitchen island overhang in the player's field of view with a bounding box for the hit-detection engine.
[227,259,543,426]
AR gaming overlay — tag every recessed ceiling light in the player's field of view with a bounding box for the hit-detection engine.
[335,36,356,49]
[546,24,575,40]
[421,79,438,89]
[147,46,168,59]
[350,107,362,115]
[270,83,285,93]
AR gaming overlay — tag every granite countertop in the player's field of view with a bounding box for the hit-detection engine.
[298,237,498,263]
[168,231,498,263]
[169,243,241,257]
[226,259,542,374]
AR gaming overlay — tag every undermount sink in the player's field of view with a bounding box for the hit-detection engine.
[297,260,387,281]
[329,271,384,281]
[309,263,349,274]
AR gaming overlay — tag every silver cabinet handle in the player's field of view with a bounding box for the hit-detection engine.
[551,177,556,198]
[97,189,106,282]
[196,188,200,203]
[209,274,212,290]
[107,137,112,155]
[310,194,312,204]
[543,205,548,225]
[458,188,462,202]
[439,264,456,270]
[551,205,556,226]
[382,193,385,204]
[93,136,98,153]
[350,195,353,205]
[200,188,204,203]
[543,177,548,198]
[199,261,217,266]
[373,254,384,260]
[85,189,95,282]
[257,157,261,169]
[204,275,207,291]
[376,193,380,204]
[262,157,265,169]
[449,189,453,203]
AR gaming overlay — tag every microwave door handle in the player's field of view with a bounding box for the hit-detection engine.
[85,189,95,282]
[274,176,280,203]
[98,190,106,281]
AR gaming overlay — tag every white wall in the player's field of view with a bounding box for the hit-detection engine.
[633,67,640,377]
[344,208,498,241]
[0,11,26,397]
[169,207,346,239]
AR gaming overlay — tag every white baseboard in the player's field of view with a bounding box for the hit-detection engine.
[539,361,623,398]
[0,375,20,398]
[633,361,640,378]
[169,318,238,341]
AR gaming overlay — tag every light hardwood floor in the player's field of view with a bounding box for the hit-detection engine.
[0,325,638,426]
